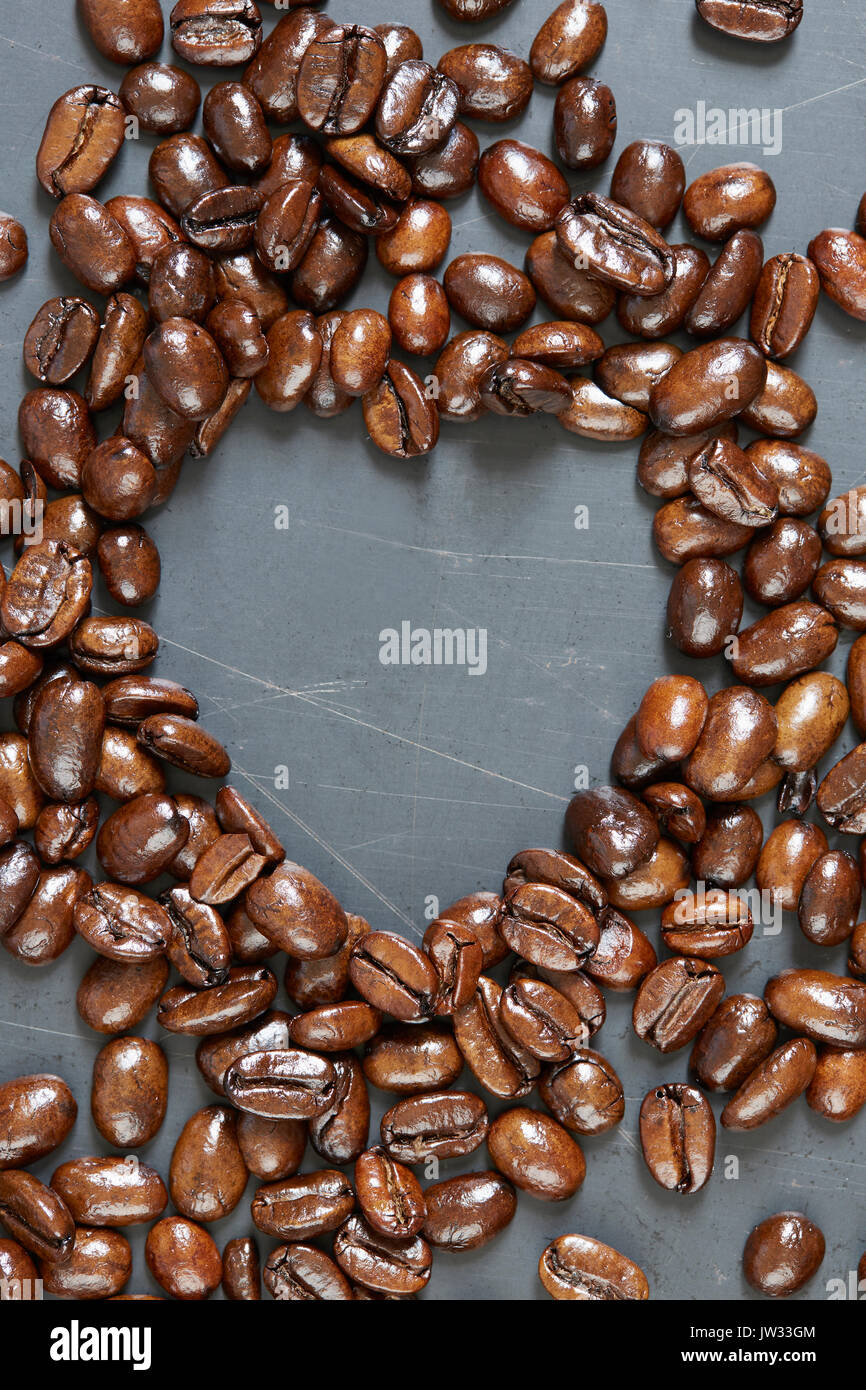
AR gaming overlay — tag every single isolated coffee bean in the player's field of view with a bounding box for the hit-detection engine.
[696,0,803,43]
[539,1234,649,1301]
[743,1212,824,1299]
[639,1083,715,1193]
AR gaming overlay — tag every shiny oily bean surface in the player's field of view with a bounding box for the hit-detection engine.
[807,1048,866,1123]
[566,784,659,879]
[444,253,534,333]
[40,1226,131,1298]
[554,77,617,171]
[263,1242,351,1302]
[526,229,616,324]
[765,969,866,1049]
[743,1211,824,1299]
[158,965,277,1036]
[363,1023,463,1095]
[308,1052,370,1167]
[37,87,126,200]
[751,252,820,358]
[556,192,675,297]
[498,977,585,1062]
[685,230,764,338]
[225,1047,336,1120]
[684,163,776,241]
[633,957,725,1052]
[696,0,803,42]
[145,1216,221,1301]
[91,1036,168,1148]
[388,274,450,357]
[487,1107,585,1202]
[721,1038,817,1130]
[691,994,778,1092]
[50,1157,167,1228]
[422,1172,516,1251]
[349,930,436,1021]
[650,337,767,435]
[743,519,822,606]
[0,1075,77,1170]
[222,1236,260,1302]
[808,228,866,322]
[611,140,685,230]
[334,1213,431,1296]
[354,1148,425,1239]
[119,63,201,135]
[77,955,169,1035]
[729,603,838,688]
[539,1234,649,1301]
[530,0,608,84]
[666,556,743,658]
[380,1090,488,1163]
[683,686,777,799]
[539,1047,624,1136]
[639,1083,715,1193]
[660,888,753,959]
[619,245,709,339]
[252,1171,355,1242]
[798,851,861,947]
[0,1171,74,1263]
[756,821,828,912]
[478,140,569,232]
[437,44,532,123]
[502,881,599,971]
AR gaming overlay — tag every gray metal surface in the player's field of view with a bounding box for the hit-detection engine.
[1,0,865,1302]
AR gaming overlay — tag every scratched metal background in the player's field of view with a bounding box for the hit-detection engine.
[1,0,865,1302]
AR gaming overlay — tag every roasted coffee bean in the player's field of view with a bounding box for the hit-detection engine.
[0,212,27,281]
[255,181,321,271]
[657,496,750,568]
[559,381,648,440]
[437,44,532,123]
[444,255,537,336]
[479,359,571,417]
[610,140,685,229]
[80,0,164,62]
[683,686,777,798]
[283,911,366,1008]
[252,1170,355,1241]
[530,0,608,84]
[308,1052,369,1166]
[566,784,659,879]
[650,337,767,435]
[502,881,599,970]
[290,214,368,313]
[0,1075,77,1170]
[35,799,99,865]
[334,1214,432,1296]
[355,1148,425,1239]
[28,678,104,803]
[145,1216,222,1301]
[290,1002,382,1053]
[539,1234,649,1301]
[104,195,183,286]
[170,0,262,67]
[181,187,260,254]
[242,10,330,123]
[421,919,483,1016]
[619,245,711,339]
[512,322,604,371]
[263,1241,351,1301]
[149,133,229,221]
[120,62,201,134]
[765,969,866,1049]
[348,931,436,1022]
[225,1048,336,1120]
[721,1038,817,1130]
[74,882,170,962]
[143,318,228,421]
[505,848,606,915]
[206,302,269,380]
[641,783,706,844]
[0,1239,38,1295]
[91,1036,167,1148]
[756,820,827,914]
[556,193,674,296]
[301,311,353,417]
[635,674,707,761]
[77,954,169,1035]
[661,888,753,959]
[487,1106,586,1202]
[37,87,126,200]
[163,884,232,985]
[800,851,860,952]
[149,244,216,324]
[381,1091,488,1163]
[50,195,136,295]
[746,440,829,518]
[40,1225,131,1298]
[297,25,386,135]
[202,81,270,174]
[696,0,803,41]
[729,603,837,687]
[19,391,96,491]
[691,994,778,1092]
[479,140,569,230]
[409,121,479,201]
[686,230,764,337]
[743,1211,824,1298]
[159,966,278,1035]
[97,525,161,607]
[245,862,347,960]
[0,737,43,830]
[813,558,866,630]
[740,360,817,438]
[2,864,90,966]
[611,716,668,790]
[743,519,822,606]
[595,341,682,412]
[806,1047,866,1122]
[422,1171,515,1251]
[81,438,155,522]
[691,804,763,888]
[751,252,820,358]
[375,23,423,76]
[554,78,616,171]
[0,643,41,702]
[23,297,100,385]
[222,1236,260,1301]
[51,1156,166,1228]
[603,838,690,912]
[498,977,586,1062]
[86,295,149,413]
[434,330,508,422]
[684,163,776,241]
[361,1021,463,1100]
[96,793,188,885]
[539,1048,624,1135]
[195,1009,292,1097]
[583,905,656,991]
[633,957,724,1052]
[328,310,391,397]
[849,637,866,736]
[237,1114,305,1182]
[316,164,398,237]
[666,557,743,657]
[95,729,168,800]
[325,135,411,204]
[363,360,439,457]
[639,1084,715,1193]
[136,714,230,778]
[388,274,450,357]
[376,60,458,157]
[170,1105,247,1222]
[255,311,322,412]
[0,1171,74,1264]
[526,229,617,324]
[808,228,866,321]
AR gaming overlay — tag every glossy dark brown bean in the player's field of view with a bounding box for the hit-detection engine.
[237,1114,305,1182]
[743,519,822,607]
[222,1236,260,1301]
[49,195,136,295]
[375,60,458,158]
[120,63,201,133]
[478,140,569,231]
[83,295,145,414]
[566,784,659,879]
[688,434,779,526]
[556,193,675,296]
[242,10,331,123]
[0,212,27,281]
[530,0,608,84]
[650,338,767,435]
[355,1148,425,1239]
[691,994,778,1092]
[808,228,866,321]
[422,1172,516,1251]
[18,391,96,491]
[37,87,126,200]
[437,44,532,123]
[145,1216,221,1301]
[526,229,616,324]
[91,1035,167,1148]
[77,955,169,1035]
[51,1156,167,1228]
[539,1047,624,1135]
[487,1106,585,1202]
[159,966,277,1036]
[666,557,744,657]
[334,1213,431,1296]
[806,1047,866,1122]
[502,881,599,970]
[610,141,685,230]
[290,215,368,315]
[80,0,164,62]
[225,1049,336,1121]
[729,602,837,687]
[765,969,866,1049]
[434,330,508,422]
[639,1083,715,1193]
[816,747,866,834]
[252,1170,355,1241]
[633,957,725,1052]
[721,1039,818,1130]
[23,297,100,385]
[683,686,777,798]
[422,919,483,1015]
[685,230,764,337]
[0,1171,74,1264]
[349,931,437,1022]
[363,360,439,458]
[661,887,753,959]
[362,1023,463,1095]
[297,25,386,135]
[170,1106,247,1222]
[263,1242,352,1301]
[0,1075,77,1170]
[308,1053,369,1166]
[255,311,322,411]
[245,861,347,959]
[539,1234,649,1301]
[554,78,616,171]
[691,804,763,890]
[746,440,830,517]
[96,793,189,885]
[744,1211,824,1299]
[751,252,820,358]
[380,1092,489,1163]
[619,245,711,339]
[388,275,450,357]
[696,0,803,41]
